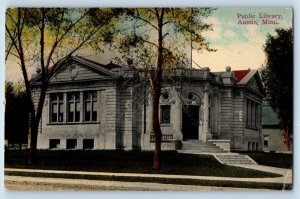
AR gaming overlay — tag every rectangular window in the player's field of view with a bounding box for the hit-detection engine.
[252,102,256,128]
[248,142,252,151]
[83,139,94,149]
[49,139,60,149]
[50,94,64,123]
[264,136,269,147]
[246,99,259,129]
[66,139,77,149]
[252,142,256,151]
[67,93,80,122]
[84,91,97,122]
[246,100,251,127]
[160,105,171,124]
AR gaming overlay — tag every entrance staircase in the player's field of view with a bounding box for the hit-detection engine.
[180,140,226,153]
[179,140,257,165]
[214,154,257,165]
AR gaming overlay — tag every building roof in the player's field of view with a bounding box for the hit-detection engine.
[262,100,280,126]
[77,56,122,70]
[233,69,251,83]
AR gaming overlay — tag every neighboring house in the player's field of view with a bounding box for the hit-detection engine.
[31,56,264,152]
[262,100,290,152]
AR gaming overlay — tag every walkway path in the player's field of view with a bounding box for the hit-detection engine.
[5,175,265,191]
[5,165,292,185]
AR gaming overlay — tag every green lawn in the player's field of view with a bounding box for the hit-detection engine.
[241,152,293,169]
[5,150,281,178]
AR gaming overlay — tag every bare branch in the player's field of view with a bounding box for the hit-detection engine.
[136,9,158,30]
[45,10,90,69]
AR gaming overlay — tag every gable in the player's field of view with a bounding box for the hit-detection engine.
[245,73,264,95]
[51,62,111,83]
[30,56,119,85]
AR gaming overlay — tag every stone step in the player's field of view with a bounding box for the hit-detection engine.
[180,140,227,153]
[214,154,257,165]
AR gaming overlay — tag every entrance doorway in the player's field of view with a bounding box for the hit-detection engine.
[182,105,200,140]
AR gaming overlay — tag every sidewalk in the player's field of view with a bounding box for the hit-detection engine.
[4,165,293,190]
[4,175,268,191]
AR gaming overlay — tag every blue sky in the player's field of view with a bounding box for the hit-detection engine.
[5,7,293,81]
[194,7,293,71]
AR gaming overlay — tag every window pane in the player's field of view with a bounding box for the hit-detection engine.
[84,91,98,122]
[92,102,97,111]
[52,113,57,122]
[85,111,90,121]
[58,113,63,122]
[59,103,64,113]
[52,104,58,114]
[161,105,170,124]
[49,139,60,149]
[51,96,57,103]
[69,103,74,112]
[92,92,97,100]
[92,111,97,121]
[84,93,91,100]
[68,112,74,122]
[76,102,80,112]
[75,111,80,122]
[86,102,91,111]
[83,139,94,149]
[75,93,80,101]
[66,139,77,149]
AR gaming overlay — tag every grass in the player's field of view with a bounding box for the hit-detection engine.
[5,150,281,178]
[240,152,293,169]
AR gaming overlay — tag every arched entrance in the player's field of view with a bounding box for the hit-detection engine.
[182,105,199,140]
[181,92,201,140]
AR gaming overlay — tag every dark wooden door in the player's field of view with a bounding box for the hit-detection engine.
[182,105,199,140]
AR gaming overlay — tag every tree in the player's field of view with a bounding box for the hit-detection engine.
[96,8,215,170]
[262,28,293,150]
[5,81,29,149]
[5,8,116,164]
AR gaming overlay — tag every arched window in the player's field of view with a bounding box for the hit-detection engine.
[183,92,201,105]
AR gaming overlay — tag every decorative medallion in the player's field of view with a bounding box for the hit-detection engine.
[69,64,79,80]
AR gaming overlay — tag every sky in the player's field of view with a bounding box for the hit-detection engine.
[193,7,293,72]
[5,7,293,82]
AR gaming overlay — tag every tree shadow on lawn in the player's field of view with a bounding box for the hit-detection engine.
[5,150,281,178]
[240,151,293,169]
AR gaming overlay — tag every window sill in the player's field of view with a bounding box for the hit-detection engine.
[160,123,171,127]
[245,126,259,130]
[47,121,100,125]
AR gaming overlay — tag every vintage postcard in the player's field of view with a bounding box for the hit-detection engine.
[4,7,293,191]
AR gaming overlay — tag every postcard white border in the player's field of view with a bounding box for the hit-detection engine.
[0,0,298,199]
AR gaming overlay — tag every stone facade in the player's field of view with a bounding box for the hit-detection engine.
[31,56,264,151]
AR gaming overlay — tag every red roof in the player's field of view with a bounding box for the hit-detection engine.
[233,69,251,83]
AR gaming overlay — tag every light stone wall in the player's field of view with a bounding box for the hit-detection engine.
[263,128,289,152]
[33,60,264,152]
[220,88,233,140]
[37,81,118,150]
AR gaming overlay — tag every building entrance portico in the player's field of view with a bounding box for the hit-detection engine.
[182,105,200,140]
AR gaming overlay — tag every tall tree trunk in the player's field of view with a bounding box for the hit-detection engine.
[28,84,47,165]
[28,119,39,165]
[152,8,164,170]
[152,87,162,170]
